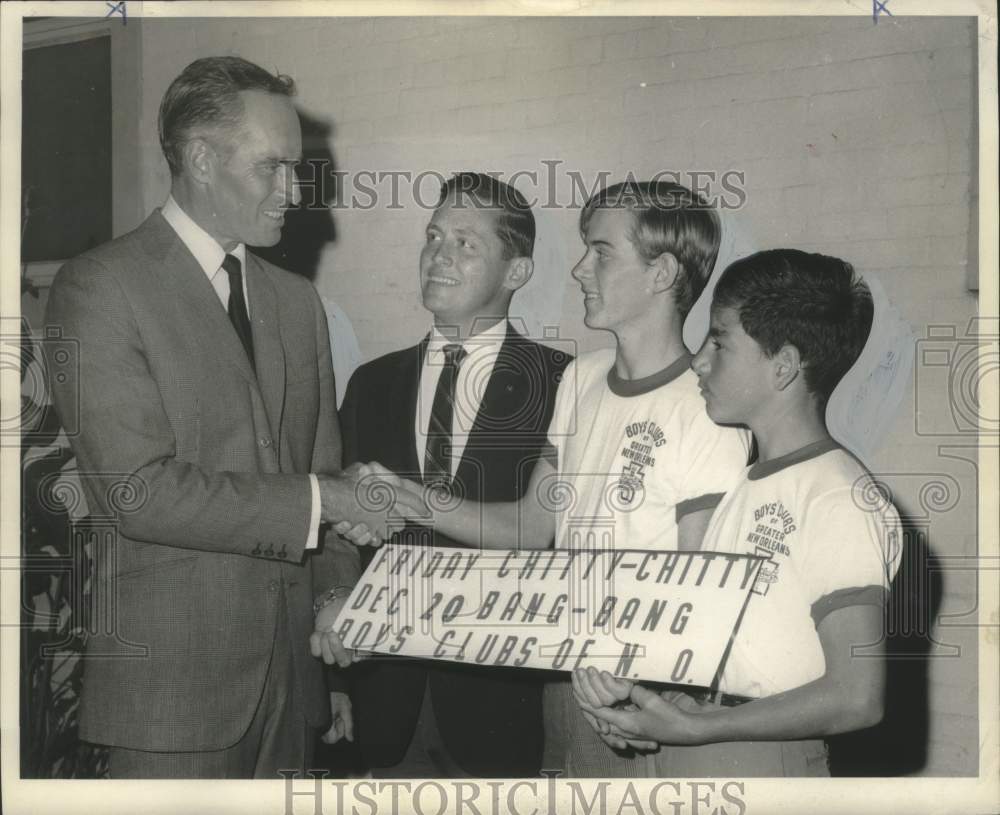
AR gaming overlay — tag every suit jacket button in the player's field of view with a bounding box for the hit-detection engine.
[258,437,272,448]
[268,580,279,593]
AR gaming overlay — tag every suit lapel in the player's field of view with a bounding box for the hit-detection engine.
[148,212,259,388]
[245,252,285,438]
[455,324,530,482]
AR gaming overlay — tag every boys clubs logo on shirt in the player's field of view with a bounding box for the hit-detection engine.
[747,501,797,595]
[617,420,666,505]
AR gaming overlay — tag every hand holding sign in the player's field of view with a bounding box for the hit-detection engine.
[575,668,706,747]
[573,665,633,707]
[572,668,658,752]
[310,593,366,668]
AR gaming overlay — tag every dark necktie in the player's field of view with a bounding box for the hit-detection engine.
[222,254,255,372]
[424,343,467,487]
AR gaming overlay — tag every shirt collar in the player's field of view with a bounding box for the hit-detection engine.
[747,436,841,481]
[606,352,693,397]
[161,195,246,278]
[427,318,508,358]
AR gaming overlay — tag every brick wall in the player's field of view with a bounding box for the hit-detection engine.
[135,14,981,776]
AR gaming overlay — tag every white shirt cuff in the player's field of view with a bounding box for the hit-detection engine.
[305,474,321,550]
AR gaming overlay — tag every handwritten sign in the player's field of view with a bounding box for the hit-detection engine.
[334,544,765,685]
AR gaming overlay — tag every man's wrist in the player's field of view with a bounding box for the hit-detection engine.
[318,472,354,523]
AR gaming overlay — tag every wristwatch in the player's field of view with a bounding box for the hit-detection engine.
[313,585,353,616]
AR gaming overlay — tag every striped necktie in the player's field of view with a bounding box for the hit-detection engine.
[423,343,467,487]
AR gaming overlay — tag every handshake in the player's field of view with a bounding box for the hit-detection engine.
[308,462,424,678]
[310,462,431,680]
[316,462,444,546]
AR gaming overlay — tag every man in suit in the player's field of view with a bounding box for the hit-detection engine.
[44,56,382,778]
[333,173,570,777]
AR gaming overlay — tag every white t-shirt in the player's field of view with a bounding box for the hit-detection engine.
[546,348,750,552]
[703,438,903,699]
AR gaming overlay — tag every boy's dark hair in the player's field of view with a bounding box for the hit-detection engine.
[579,180,721,317]
[438,173,535,260]
[713,249,874,403]
[159,56,296,177]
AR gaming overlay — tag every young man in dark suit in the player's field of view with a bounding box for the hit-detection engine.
[334,173,570,777]
[44,56,382,778]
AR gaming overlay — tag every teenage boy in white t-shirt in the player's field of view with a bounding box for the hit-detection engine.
[328,181,749,777]
[571,249,903,777]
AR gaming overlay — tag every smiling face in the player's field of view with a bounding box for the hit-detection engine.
[202,90,302,250]
[419,195,518,331]
[691,305,774,427]
[571,207,657,334]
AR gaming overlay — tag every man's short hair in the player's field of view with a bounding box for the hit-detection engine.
[437,173,535,260]
[158,56,296,177]
[579,180,721,317]
[713,249,874,404]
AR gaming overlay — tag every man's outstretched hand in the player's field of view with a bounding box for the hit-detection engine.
[327,462,432,546]
[318,463,412,545]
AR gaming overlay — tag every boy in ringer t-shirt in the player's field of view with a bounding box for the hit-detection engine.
[571,249,903,777]
[359,181,750,777]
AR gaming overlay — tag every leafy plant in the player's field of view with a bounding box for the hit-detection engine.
[21,446,108,777]
[19,320,108,778]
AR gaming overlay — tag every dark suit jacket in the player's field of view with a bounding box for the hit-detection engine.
[44,211,360,752]
[338,324,570,777]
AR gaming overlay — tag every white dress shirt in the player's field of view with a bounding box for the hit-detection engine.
[415,318,508,478]
[160,196,321,550]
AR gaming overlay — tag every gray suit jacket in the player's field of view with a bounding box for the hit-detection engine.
[44,210,360,751]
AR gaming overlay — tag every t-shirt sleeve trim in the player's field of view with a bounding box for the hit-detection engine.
[811,585,888,626]
[675,492,725,521]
